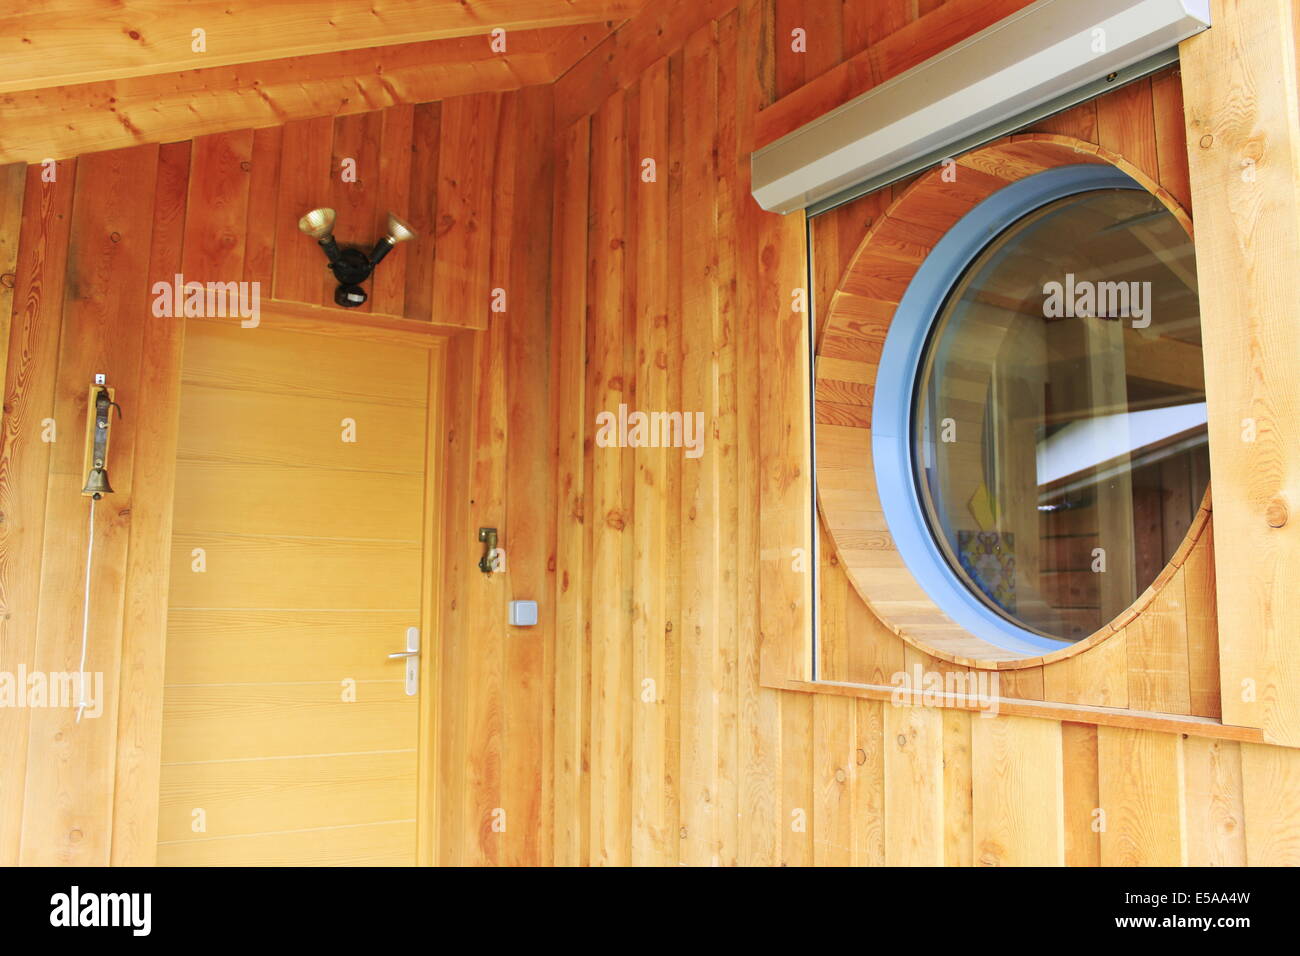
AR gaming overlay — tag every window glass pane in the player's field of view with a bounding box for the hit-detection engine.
[913,188,1207,643]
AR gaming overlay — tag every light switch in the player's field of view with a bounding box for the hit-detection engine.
[509,600,538,627]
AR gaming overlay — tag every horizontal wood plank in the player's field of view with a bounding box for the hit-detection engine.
[169,533,422,609]
[160,682,417,763]
[157,820,415,866]
[0,0,643,95]
[165,609,421,684]
[158,750,416,842]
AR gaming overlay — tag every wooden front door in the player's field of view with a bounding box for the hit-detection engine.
[157,317,437,866]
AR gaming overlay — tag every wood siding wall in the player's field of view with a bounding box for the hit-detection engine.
[0,88,554,865]
[529,0,1300,866]
[2,0,1299,869]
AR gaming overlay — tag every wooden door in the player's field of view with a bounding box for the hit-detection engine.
[157,318,436,866]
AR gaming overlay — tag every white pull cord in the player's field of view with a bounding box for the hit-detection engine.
[76,494,96,723]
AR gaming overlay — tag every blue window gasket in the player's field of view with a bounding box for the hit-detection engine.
[871,163,1144,655]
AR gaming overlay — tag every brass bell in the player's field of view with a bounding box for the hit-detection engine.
[81,465,114,498]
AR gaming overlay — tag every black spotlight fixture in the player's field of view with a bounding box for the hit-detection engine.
[298,208,417,308]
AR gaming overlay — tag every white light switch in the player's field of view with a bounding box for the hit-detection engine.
[509,600,538,627]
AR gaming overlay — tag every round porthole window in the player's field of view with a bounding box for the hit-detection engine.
[871,161,1208,654]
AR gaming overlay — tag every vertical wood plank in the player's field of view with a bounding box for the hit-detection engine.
[844,0,910,67]
[756,209,812,685]
[579,109,602,872]
[815,539,848,682]
[680,20,726,868]
[110,140,191,865]
[501,84,555,867]
[370,104,416,317]
[437,328,477,867]
[629,58,673,867]
[998,665,1045,701]
[1042,631,1129,708]
[714,9,742,870]
[0,159,75,864]
[326,110,383,311]
[850,698,885,866]
[1183,736,1247,866]
[1097,78,1159,181]
[1181,0,1300,746]
[1061,722,1101,866]
[734,0,781,868]
[1097,726,1186,866]
[458,94,515,867]
[474,92,519,869]
[802,0,843,85]
[942,708,973,866]
[272,116,333,304]
[971,715,1065,866]
[404,103,442,322]
[1239,741,1300,865]
[1183,525,1221,718]
[431,94,502,331]
[152,129,252,860]
[868,0,1029,85]
[1151,67,1193,211]
[243,126,283,293]
[1126,570,1192,714]
[1026,99,1098,142]
[0,162,27,405]
[774,0,806,98]
[811,694,854,866]
[780,690,814,865]
[883,704,944,865]
[662,52,685,866]
[588,90,632,866]
[20,144,159,866]
[550,117,591,868]
[618,77,641,870]
[183,131,254,284]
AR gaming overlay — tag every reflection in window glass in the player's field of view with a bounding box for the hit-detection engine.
[913,188,1207,643]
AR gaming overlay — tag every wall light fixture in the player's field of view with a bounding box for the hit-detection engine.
[298,208,417,308]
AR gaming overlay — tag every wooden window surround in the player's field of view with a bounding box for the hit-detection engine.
[818,134,1203,665]
[760,134,1265,745]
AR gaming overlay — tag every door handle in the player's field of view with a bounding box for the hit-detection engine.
[390,626,419,696]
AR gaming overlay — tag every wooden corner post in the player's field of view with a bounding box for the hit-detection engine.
[1181,0,1300,746]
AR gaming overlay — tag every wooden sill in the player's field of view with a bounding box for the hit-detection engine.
[762,675,1269,745]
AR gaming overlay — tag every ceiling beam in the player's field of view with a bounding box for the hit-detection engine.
[0,0,643,94]
[553,0,737,129]
[0,29,574,164]
[545,20,625,80]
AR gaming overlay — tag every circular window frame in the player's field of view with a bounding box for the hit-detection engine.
[814,135,1210,667]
